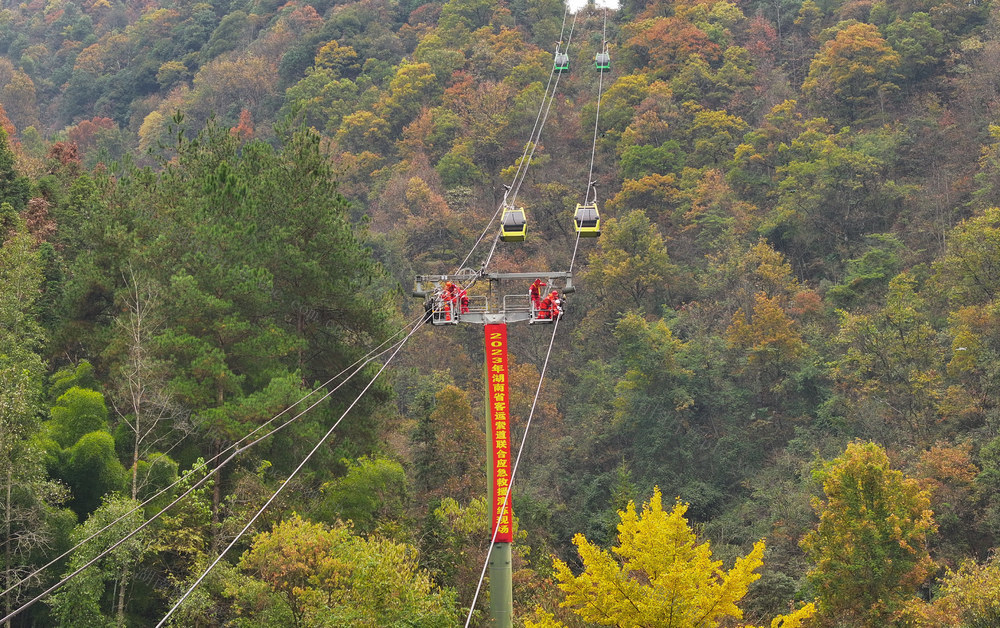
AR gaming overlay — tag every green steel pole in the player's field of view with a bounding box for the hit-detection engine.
[489,542,512,628]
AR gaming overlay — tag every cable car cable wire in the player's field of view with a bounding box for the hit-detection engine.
[1,310,423,600]
[482,231,501,271]
[507,13,578,209]
[455,202,506,276]
[585,8,609,194]
[476,12,577,273]
[0,321,420,625]
[0,314,426,623]
[155,318,425,627]
[506,7,569,202]
[456,9,577,274]
[505,5,574,208]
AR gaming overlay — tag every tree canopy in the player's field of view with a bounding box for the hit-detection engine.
[2,0,1000,623]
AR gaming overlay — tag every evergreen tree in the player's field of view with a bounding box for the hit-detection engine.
[0,209,71,625]
[0,130,29,212]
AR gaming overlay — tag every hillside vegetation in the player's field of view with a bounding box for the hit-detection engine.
[3,0,1000,625]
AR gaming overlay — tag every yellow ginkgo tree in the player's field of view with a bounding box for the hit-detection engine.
[527,487,814,628]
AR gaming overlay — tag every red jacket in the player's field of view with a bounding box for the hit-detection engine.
[538,297,553,319]
[529,280,546,301]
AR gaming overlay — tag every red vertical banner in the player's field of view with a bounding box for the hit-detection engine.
[485,323,513,543]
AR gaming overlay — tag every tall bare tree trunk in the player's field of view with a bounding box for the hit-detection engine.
[116,564,128,624]
[110,268,188,624]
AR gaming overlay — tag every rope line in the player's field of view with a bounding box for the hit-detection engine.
[457,8,576,274]
[508,12,578,209]
[568,229,583,275]
[482,231,502,271]
[507,6,570,201]
[455,200,506,275]
[0,314,426,624]
[558,2,569,42]
[585,8,609,193]
[155,318,425,627]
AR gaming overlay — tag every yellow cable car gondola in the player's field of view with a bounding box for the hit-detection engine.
[500,206,527,242]
[573,203,600,237]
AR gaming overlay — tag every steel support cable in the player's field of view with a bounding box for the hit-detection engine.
[482,231,502,271]
[0,314,426,623]
[568,229,583,275]
[470,11,578,275]
[1,323,421,626]
[506,4,570,199]
[155,318,425,628]
[455,8,576,274]
[508,11,578,208]
[2,310,423,599]
[558,1,569,42]
[454,78,554,275]
[454,198,507,276]
[585,8,609,193]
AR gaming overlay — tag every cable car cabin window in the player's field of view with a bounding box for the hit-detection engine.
[576,208,598,227]
[554,53,570,72]
[595,52,610,71]
[500,208,527,242]
[574,204,601,237]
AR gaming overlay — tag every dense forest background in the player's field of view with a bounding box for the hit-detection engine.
[3,0,1000,625]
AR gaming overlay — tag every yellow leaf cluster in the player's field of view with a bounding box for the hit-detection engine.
[528,488,814,628]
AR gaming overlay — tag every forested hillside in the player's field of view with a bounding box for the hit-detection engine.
[3,0,1000,625]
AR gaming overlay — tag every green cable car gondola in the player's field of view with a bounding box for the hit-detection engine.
[574,203,601,237]
[500,206,527,242]
[554,52,570,73]
[595,51,610,72]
